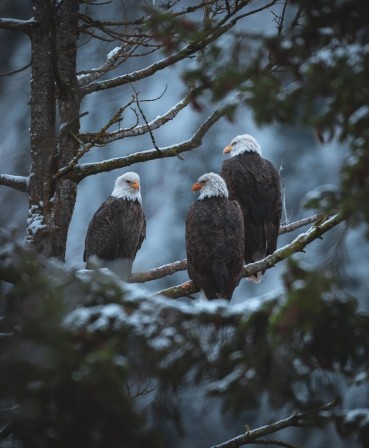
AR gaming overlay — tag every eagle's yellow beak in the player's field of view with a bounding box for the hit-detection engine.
[192,182,203,192]
[223,144,232,154]
[132,180,140,190]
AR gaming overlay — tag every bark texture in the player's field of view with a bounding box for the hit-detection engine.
[26,0,80,259]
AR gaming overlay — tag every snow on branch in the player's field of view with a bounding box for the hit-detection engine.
[73,103,227,181]
[0,174,29,193]
[130,212,328,284]
[210,398,339,448]
[154,212,345,299]
[77,40,141,87]
[78,86,204,146]
[0,17,36,33]
[79,0,272,97]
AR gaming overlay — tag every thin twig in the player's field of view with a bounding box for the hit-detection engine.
[210,398,340,448]
[0,60,31,77]
[131,84,161,152]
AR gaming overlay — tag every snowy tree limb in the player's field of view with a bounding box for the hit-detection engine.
[79,0,277,97]
[210,398,339,448]
[0,17,36,33]
[77,40,141,87]
[130,212,330,284]
[154,212,345,298]
[78,86,205,145]
[72,103,227,180]
[0,175,29,192]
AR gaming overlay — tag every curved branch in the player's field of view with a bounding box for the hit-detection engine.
[77,39,141,87]
[79,86,205,145]
[210,398,339,448]
[79,1,277,97]
[71,102,227,181]
[154,212,345,299]
[131,212,329,284]
[0,175,29,193]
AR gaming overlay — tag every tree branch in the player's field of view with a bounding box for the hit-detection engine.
[131,260,187,283]
[77,39,142,87]
[79,1,276,97]
[71,102,227,181]
[0,174,29,193]
[0,17,36,33]
[130,212,331,284]
[210,398,340,448]
[154,212,345,299]
[78,86,204,145]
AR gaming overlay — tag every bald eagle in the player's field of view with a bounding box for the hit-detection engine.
[185,172,244,300]
[221,134,282,283]
[83,172,146,276]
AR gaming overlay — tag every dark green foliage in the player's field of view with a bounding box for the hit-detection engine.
[1,240,369,446]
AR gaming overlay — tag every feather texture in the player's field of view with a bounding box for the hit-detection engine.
[221,143,281,282]
[186,173,244,300]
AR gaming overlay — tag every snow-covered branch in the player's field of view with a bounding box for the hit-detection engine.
[79,87,204,145]
[72,103,227,180]
[77,41,140,88]
[0,174,28,193]
[79,0,274,97]
[210,398,339,448]
[130,212,329,284]
[155,212,345,299]
[0,17,36,33]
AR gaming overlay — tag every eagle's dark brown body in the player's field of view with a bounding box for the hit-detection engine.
[84,197,146,273]
[186,196,244,300]
[221,151,281,280]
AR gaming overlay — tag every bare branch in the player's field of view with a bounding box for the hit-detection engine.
[0,17,36,33]
[77,39,142,87]
[80,1,277,97]
[278,213,323,235]
[0,60,31,78]
[131,212,330,284]
[131,85,161,152]
[154,212,344,299]
[251,440,299,448]
[71,100,227,181]
[0,175,29,193]
[131,259,187,283]
[79,86,203,145]
[55,97,137,179]
[210,398,340,448]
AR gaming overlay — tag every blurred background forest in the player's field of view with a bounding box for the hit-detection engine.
[0,1,369,447]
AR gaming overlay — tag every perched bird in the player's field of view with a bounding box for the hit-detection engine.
[185,172,244,300]
[83,172,146,277]
[221,134,282,283]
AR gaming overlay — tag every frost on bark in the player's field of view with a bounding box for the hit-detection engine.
[26,0,80,259]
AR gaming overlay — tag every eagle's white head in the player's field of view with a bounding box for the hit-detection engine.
[192,172,229,200]
[111,172,142,204]
[223,134,262,157]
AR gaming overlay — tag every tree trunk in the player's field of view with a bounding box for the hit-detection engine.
[26,0,80,260]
